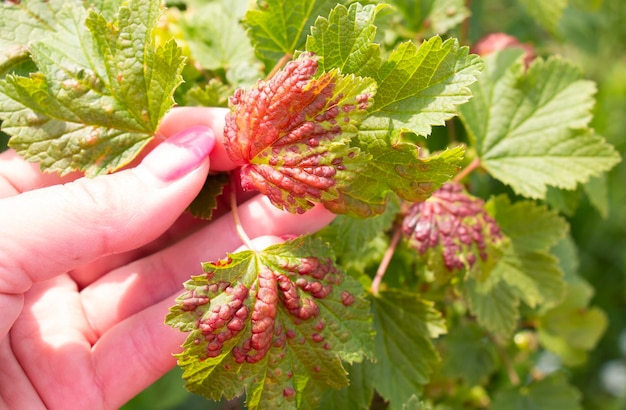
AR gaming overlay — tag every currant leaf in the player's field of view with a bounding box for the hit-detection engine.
[388,0,470,36]
[459,49,620,199]
[518,0,567,34]
[320,362,375,410]
[305,3,385,76]
[0,0,68,74]
[491,372,582,410]
[244,0,337,71]
[0,0,184,176]
[224,53,376,214]
[464,195,570,335]
[180,1,261,83]
[186,172,230,220]
[538,277,608,366]
[486,195,567,308]
[369,289,445,409]
[325,144,464,218]
[464,273,520,337]
[359,36,483,140]
[166,236,374,410]
[439,321,498,386]
[402,182,507,279]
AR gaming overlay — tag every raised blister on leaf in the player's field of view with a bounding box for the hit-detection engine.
[402,182,506,279]
[224,52,375,214]
[166,237,374,409]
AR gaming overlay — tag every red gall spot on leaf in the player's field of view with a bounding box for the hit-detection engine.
[286,329,297,339]
[314,321,325,331]
[313,366,321,373]
[341,291,355,306]
[311,333,324,343]
[180,290,209,311]
[283,387,296,398]
[323,343,331,350]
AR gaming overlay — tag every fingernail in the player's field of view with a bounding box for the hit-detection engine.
[141,126,215,182]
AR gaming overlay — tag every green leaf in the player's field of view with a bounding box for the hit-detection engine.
[360,36,483,140]
[0,0,68,74]
[244,0,338,71]
[0,0,185,176]
[388,0,470,35]
[486,195,569,253]
[518,0,568,34]
[166,236,374,410]
[464,273,519,337]
[186,172,230,220]
[402,395,431,410]
[439,321,498,386]
[320,362,374,410]
[305,3,385,76]
[486,195,567,308]
[583,174,610,218]
[328,145,464,217]
[538,277,608,366]
[494,248,565,309]
[184,79,231,108]
[491,372,582,410]
[317,195,400,257]
[459,50,621,199]
[181,2,261,76]
[370,289,445,409]
[545,186,581,217]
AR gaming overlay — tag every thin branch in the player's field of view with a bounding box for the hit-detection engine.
[371,226,403,296]
[265,53,293,81]
[453,156,481,183]
[230,175,256,252]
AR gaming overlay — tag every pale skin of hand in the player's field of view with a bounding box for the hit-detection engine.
[0,107,336,410]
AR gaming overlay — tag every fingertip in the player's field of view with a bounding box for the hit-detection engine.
[158,107,237,172]
[138,125,215,183]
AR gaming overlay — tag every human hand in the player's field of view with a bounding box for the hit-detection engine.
[0,107,335,409]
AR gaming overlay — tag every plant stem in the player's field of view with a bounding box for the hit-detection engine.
[453,157,481,183]
[230,175,256,252]
[490,334,521,386]
[371,226,403,296]
[265,53,293,81]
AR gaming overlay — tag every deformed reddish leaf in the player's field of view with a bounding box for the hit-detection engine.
[402,182,506,279]
[224,53,376,214]
[166,237,374,408]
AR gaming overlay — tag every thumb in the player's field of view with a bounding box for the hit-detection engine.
[0,126,215,294]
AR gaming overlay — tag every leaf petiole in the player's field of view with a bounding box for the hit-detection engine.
[229,174,257,252]
[264,53,293,81]
[453,156,481,183]
[371,224,403,296]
